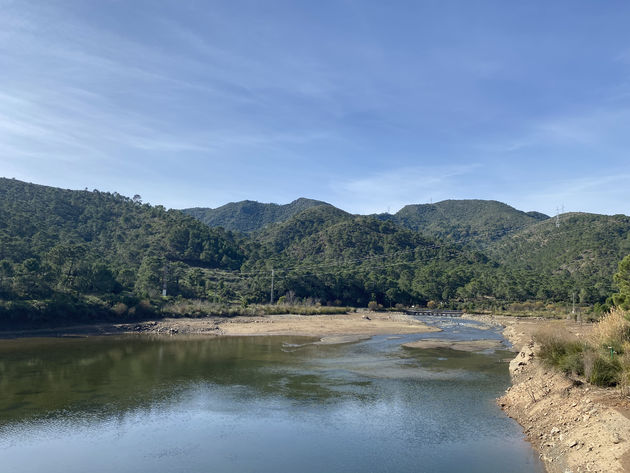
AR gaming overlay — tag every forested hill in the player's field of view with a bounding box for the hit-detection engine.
[240,211,492,306]
[185,197,549,248]
[0,178,245,303]
[376,199,549,246]
[182,197,329,233]
[1,178,630,328]
[254,205,353,252]
[487,212,630,302]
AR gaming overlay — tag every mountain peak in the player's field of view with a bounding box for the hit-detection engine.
[181,198,331,232]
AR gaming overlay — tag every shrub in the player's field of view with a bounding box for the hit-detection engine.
[112,302,128,317]
[620,346,630,395]
[589,356,622,387]
[535,327,585,375]
[582,348,599,381]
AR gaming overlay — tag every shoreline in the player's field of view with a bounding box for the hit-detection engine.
[0,311,440,341]
[469,314,630,473]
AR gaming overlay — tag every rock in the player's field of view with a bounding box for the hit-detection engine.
[612,433,621,444]
[551,427,561,435]
[567,439,578,448]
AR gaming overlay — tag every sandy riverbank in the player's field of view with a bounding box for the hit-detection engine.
[463,314,630,473]
[402,338,504,351]
[0,311,440,340]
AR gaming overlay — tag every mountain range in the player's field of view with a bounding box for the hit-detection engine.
[183,198,549,246]
[1,177,629,327]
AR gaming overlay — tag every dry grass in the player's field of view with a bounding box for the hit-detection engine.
[589,308,630,353]
[534,326,585,376]
[535,308,630,388]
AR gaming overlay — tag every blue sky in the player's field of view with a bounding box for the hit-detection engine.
[1,1,629,216]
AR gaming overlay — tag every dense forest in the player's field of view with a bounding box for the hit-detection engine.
[0,178,246,326]
[376,199,549,247]
[182,198,327,233]
[1,178,629,328]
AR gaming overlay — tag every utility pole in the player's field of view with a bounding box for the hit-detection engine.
[270,268,275,304]
[572,292,576,315]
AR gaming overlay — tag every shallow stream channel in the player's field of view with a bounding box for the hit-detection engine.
[0,316,544,472]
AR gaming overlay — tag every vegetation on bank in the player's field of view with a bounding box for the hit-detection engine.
[536,258,630,389]
[536,309,630,390]
[162,300,352,317]
[0,295,353,329]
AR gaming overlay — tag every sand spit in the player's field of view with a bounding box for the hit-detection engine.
[0,311,440,343]
[402,338,504,352]
[216,311,440,338]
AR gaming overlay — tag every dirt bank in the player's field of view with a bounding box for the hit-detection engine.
[0,311,439,340]
[472,315,630,473]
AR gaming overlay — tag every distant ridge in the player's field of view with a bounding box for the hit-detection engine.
[489,212,630,285]
[375,199,549,246]
[182,198,329,233]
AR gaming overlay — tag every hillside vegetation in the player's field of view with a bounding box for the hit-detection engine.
[1,178,629,328]
[489,213,630,304]
[376,199,548,247]
[0,178,246,326]
[182,198,328,233]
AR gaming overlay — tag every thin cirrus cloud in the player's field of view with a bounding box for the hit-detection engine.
[1,1,629,214]
[503,173,630,217]
[331,164,482,215]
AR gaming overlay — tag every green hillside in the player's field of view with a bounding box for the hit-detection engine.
[0,178,246,325]
[488,212,630,302]
[378,199,548,246]
[182,197,329,233]
[254,205,353,252]
[241,213,490,306]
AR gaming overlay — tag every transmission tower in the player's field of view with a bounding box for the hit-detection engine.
[555,207,560,228]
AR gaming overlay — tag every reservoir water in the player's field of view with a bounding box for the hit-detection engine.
[0,317,544,472]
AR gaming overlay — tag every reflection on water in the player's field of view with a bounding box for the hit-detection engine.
[0,320,544,473]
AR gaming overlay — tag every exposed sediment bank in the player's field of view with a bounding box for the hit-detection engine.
[477,315,630,473]
[0,311,440,341]
[402,338,503,352]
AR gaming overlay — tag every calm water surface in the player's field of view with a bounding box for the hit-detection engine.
[0,317,544,472]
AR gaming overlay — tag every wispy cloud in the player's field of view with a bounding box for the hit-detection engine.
[330,164,481,214]
[479,106,630,154]
[1,1,629,215]
[496,173,630,217]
